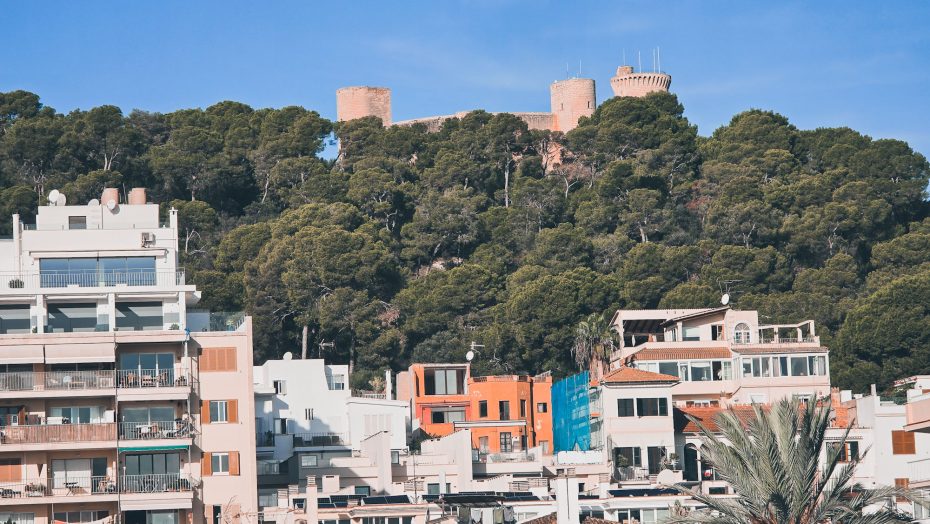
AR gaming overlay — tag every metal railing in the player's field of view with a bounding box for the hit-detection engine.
[293,432,348,447]
[474,451,536,463]
[0,475,116,498]
[118,420,193,440]
[119,474,192,493]
[0,370,117,392]
[0,422,116,444]
[116,368,190,389]
[352,390,386,399]
[0,270,185,291]
[616,466,649,481]
[911,457,930,483]
[257,460,284,475]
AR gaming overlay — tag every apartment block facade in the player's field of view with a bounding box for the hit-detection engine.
[0,189,256,524]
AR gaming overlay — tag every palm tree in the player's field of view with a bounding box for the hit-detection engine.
[571,312,616,380]
[667,397,916,523]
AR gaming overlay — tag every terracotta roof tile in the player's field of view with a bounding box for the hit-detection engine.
[601,366,680,385]
[674,405,759,433]
[631,347,732,361]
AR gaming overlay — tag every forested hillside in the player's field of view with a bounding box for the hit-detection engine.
[1,89,928,393]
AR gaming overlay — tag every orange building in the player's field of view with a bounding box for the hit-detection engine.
[459,374,554,456]
[396,365,554,455]
[396,363,472,437]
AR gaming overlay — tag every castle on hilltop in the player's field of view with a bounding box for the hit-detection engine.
[336,64,671,133]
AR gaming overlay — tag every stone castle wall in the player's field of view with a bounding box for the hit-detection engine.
[549,78,596,132]
[336,86,392,126]
[609,69,672,98]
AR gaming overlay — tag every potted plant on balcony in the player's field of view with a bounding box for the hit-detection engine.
[7,279,23,289]
[663,452,679,471]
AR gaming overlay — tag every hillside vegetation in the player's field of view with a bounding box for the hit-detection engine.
[1,90,928,393]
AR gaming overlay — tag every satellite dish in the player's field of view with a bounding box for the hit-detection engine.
[721,293,730,306]
[283,352,293,360]
[465,350,475,362]
[88,198,100,207]
[106,199,117,211]
[48,189,60,205]
[56,194,66,206]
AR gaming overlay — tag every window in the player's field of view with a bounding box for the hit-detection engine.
[690,361,713,381]
[68,216,87,230]
[391,450,400,464]
[617,398,635,417]
[40,256,156,287]
[427,483,440,495]
[200,347,237,372]
[47,303,98,332]
[424,368,463,395]
[327,374,345,391]
[479,436,489,453]
[892,430,916,455]
[809,355,828,376]
[790,356,809,376]
[273,380,287,394]
[658,361,678,377]
[479,401,488,418]
[55,512,108,523]
[520,400,527,418]
[711,325,723,341]
[0,305,31,334]
[540,440,549,454]
[733,323,751,344]
[537,402,548,413]
[0,514,34,524]
[683,326,700,341]
[430,408,465,424]
[500,432,513,452]
[210,401,229,423]
[830,441,859,462]
[305,408,314,420]
[636,397,668,417]
[211,453,230,474]
[499,400,510,420]
[300,455,318,468]
[354,485,371,497]
[615,446,641,467]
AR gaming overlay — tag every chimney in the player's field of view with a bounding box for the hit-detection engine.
[100,188,119,206]
[385,369,393,400]
[554,476,580,524]
[128,187,147,205]
[870,384,877,397]
[305,476,319,523]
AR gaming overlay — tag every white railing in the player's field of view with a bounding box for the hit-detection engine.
[616,466,649,481]
[0,475,115,498]
[911,458,930,483]
[293,432,348,447]
[119,473,192,493]
[118,420,193,440]
[0,370,117,392]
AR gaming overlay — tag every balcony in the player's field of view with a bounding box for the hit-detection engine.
[116,369,192,401]
[0,475,117,503]
[119,473,193,493]
[473,451,537,464]
[0,270,186,292]
[0,370,116,398]
[118,420,193,441]
[0,422,116,450]
[293,432,349,447]
[911,458,930,488]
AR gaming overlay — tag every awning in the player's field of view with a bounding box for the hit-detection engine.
[0,344,44,364]
[119,445,190,452]
[45,342,115,363]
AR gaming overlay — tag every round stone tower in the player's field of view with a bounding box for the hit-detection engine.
[610,66,671,98]
[336,86,392,126]
[549,78,596,133]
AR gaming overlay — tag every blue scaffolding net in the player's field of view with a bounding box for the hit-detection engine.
[552,371,591,452]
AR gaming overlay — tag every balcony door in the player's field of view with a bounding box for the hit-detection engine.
[119,352,175,385]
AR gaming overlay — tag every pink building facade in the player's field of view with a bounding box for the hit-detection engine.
[0,188,257,524]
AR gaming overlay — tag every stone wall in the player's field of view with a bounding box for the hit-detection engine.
[609,69,672,98]
[549,78,596,133]
[336,86,392,125]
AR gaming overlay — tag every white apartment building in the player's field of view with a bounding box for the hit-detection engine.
[0,187,257,524]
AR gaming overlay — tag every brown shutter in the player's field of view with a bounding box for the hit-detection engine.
[226,348,237,371]
[201,348,238,372]
[229,452,240,476]
[892,430,916,454]
[896,478,909,502]
[202,452,212,476]
[228,400,238,423]
[202,401,211,424]
[201,349,212,372]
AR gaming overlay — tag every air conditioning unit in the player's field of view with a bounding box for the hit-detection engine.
[141,232,156,247]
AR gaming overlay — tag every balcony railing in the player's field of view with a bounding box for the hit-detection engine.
[352,390,386,399]
[616,466,649,482]
[0,270,185,291]
[120,473,192,493]
[911,458,930,483]
[293,432,348,447]
[0,422,116,444]
[117,369,191,389]
[0,370,117,392]
[118,420,193,440]
[0,475,116,499]
[473,451,536,463]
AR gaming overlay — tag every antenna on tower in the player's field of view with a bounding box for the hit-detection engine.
[658,46,661,72]
[652,48,656,72]
[579,59,582,77]
[566,62,570,78]
[638,50,642,72]
[622,48,626,65]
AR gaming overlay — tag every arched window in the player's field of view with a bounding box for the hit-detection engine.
[733,323,751,344]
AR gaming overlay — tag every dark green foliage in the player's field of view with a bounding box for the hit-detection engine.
[1,90,928,391]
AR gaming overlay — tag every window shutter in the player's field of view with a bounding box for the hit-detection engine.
[228,400,239,423]
[892,430,916,454]
[229,452,240,476]
[227,348,237,370]
[202,401,211,424]
[201,349,212,372]
[202,452,212,476]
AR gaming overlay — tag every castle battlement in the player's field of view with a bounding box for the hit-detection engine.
[336,64,671,133]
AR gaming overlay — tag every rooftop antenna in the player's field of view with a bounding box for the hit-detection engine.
[623,48,626,65]
[638,50,642,72]
[579,59,582,77]
[658,46,661,72]
[566,62,570,78]
[652,48,656,72]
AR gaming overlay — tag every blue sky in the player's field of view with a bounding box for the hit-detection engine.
[2,1,928,158]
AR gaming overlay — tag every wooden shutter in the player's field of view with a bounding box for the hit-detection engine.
[228,400,238,423]
[229,452,240,476]
[896,478,909,502]
[892,430,916,454]
[202,452,212,476]
[201,348,237,372]
[0,459,22,482]
[202,400,211,424]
